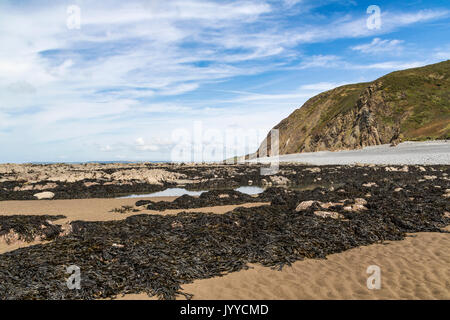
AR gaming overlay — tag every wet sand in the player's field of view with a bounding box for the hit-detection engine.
[176,228,450,300]
[1,197,448,300]
[118,227,450,300]
[0,197,268,254]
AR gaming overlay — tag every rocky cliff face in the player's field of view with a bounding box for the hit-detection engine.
[256,60,450,156]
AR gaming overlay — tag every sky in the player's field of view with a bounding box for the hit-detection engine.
[0,0,449,163]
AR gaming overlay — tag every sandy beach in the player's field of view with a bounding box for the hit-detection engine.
[0,196,449,300]
[0,197,268,254]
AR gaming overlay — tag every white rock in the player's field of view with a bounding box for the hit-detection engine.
[314,211,344,219]
[385,166,408,172]
[295,200,316,211]
[33,191,55,200]
[343,204,367,212]
[362,182,378,187]
[354,198,368,205]
[270,175,290,185]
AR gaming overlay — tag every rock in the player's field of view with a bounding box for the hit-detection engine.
[305,167,321,173]
[314,211,344,219]
[84,182,99,187]
[248,180,253,185]
[362,182,378,188]
[385,166,408,172]
[354,198,368,205]
[394,188,403,192]
[270,176,290,185]
[171,221,183,229]
[424,175,437,180]
[444,212,450,218]
[418,166,426,172]
[344,204,367,212]
[319,202,335,209]
[33,191,55,200]
[296,200,345,211]
[295,200,316,212]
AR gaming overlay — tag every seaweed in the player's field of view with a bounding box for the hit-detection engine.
[109,206,139,214]
[0,175,448,300]
[0,164,448,300]
[0,215,66,244]
[141,189,262,210]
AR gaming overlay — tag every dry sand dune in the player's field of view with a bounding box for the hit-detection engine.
[1,197,448,300]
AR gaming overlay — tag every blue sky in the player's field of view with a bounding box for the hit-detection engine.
[0,0,449,162]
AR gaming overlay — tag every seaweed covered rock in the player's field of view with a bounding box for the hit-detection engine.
[141,189,261,210]
[0,215,66,244]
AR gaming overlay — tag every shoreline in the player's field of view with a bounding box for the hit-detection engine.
[249,140,450,165]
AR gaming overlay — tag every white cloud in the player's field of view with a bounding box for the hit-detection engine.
[0,1,448,161]
[297,55,342,69]
[352,38,404,54]
[353,61,427,70]
[299,82,349,91]
[282,0,303,8]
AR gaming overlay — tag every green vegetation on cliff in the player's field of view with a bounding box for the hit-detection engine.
[258,60,450,156]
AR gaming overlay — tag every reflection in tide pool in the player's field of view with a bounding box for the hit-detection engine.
[118,186,265,199]
[235,186,265,195]
[118,188,206,198]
